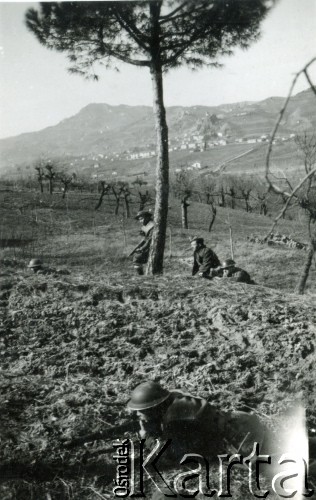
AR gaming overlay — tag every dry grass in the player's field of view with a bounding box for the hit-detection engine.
[1,190,315,293]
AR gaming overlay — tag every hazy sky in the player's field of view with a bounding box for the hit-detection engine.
[0,0,315,139]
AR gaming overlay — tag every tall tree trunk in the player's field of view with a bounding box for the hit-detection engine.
[296,244,315,294]
[208,204,217,233]
[147,64,169,274]
[181,196,189,229]
[219,189,225,207]
[139,193,146,211]
[260,201,267,215]
[124,195,130,218]
[230,190,235,209]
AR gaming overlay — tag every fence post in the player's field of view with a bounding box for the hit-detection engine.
[229,226,234,260]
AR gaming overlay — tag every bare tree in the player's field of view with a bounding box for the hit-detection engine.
[173,170,192,229]
[265,57,316,294]
[44,162,56,195]
[59,172,73,199]
[239,181,253,213]
[255,183,269,216]
[224,176,238,209]
[208,203,217,233]
[138,190,152,211]
[198,176,216,205]
[121,184,131,218]
[95,181,111,210]
[34,162,44,193]
[112,183,127,216]
[216,178,226,208]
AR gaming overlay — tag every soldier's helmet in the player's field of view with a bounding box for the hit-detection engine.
[190,236,204,245]
[127,381,170,411]
[221,259,236,269]
[135,210,153,221]
[27,258,43,269]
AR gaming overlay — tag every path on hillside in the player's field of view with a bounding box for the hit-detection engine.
[193,144,265,179]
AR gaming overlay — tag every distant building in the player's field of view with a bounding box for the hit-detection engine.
[193,135,204,141]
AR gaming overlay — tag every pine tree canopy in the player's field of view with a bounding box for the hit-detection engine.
[25,1,275,77]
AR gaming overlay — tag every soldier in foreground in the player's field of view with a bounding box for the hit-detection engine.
[129,210,154,275]
[190,236,221,278]
[214,259,255,284]
[127,380,265,460]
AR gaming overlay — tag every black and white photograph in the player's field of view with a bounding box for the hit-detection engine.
[0,1,316,498]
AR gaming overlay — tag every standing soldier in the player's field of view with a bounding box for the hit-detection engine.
[130,211,154,275]
[190,236,220,278]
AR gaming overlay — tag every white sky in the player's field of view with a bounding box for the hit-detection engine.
[0,0,315,139]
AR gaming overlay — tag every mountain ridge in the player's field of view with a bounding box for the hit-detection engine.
[0,88,314,171]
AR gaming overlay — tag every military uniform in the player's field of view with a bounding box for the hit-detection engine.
[138,390,264,460]
[215,266,254,284]
[133,221,154,266]
[192,246,221,277]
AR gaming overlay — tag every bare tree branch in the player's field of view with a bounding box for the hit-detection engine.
[265,57,316,194]
[264,166,316,240]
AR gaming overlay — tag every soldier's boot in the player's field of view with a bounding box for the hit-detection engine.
[134,265,144,276]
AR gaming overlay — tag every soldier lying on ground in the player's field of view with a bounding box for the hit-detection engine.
[27,258,70,276]
[212,259,255,284]
[127,380,316,493]
[130,210,154,275]
[190,236,221,279]
[127,380,265,461]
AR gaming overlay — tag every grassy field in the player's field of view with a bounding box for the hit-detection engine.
[1,189,315,499]
[0,189,314,293]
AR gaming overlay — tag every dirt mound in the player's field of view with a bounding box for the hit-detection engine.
[1,271,315,498]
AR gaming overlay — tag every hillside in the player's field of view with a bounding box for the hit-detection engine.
[0,88,314,174]
[1,271,315,499]
[1,189,316,498]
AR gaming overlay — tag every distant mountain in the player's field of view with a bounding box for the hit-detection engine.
[0,88,314,172]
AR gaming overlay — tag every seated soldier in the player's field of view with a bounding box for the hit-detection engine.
[127,381,265,461]
[190,237,221,279]
[131,211,154,275]
[214,259,255,284]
